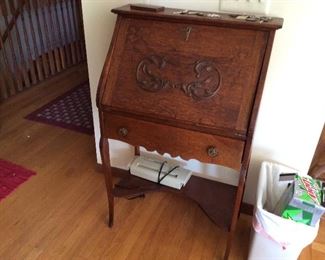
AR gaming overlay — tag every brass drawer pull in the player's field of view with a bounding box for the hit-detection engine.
[207,146,218,158]
[118,127,128,137]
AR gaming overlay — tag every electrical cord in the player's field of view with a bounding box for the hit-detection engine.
[157,161,179,184]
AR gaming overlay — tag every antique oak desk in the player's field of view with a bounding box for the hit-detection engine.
[97,4,283,259]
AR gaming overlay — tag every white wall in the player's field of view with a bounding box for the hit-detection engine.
[82,0,325,204]
[81,0,145,165]
[242,0,325,202]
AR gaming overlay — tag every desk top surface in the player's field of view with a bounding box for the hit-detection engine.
[112,4,283,31]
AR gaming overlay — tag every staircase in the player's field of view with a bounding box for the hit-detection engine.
[0,0,87,101]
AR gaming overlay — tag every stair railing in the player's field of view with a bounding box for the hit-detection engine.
[0,0,87,101]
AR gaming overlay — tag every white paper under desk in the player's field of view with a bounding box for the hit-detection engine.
[130,156,192,189]
[107,140,240,187]
[140,148,240,187]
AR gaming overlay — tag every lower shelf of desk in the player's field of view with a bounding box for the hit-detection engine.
[111,167,237,231]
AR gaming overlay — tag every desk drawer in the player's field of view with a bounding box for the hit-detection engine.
[103,113,244,171]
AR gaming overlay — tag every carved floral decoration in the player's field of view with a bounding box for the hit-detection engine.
[136,55,221,101]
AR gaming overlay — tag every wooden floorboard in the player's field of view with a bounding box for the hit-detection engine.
[0,63,324,259]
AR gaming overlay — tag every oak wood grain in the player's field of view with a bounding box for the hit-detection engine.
[112,4,283,30]
[97,5,283,260]
[103,113,244,170]
[102,18,268,135]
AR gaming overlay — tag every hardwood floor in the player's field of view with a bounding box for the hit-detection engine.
[0,63,323,259]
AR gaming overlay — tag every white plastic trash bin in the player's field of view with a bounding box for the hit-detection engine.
[248,161,320,260]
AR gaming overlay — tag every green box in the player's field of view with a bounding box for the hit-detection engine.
[273,175,325,226]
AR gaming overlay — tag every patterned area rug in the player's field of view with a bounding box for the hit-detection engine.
[0,159,36,202]
[25,83,94,135]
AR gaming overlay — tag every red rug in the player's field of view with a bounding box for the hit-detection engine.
[0,159,36,202]
[25,83,94,135]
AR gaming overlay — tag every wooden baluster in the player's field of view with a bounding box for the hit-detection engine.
[32,0,50,78]
[1,0,27,50]
[71,0,82,63]
[0,0,23,92]
[0,40,10,98]
[19,1,38,85]
[59,0,72,66]
[53,0,67,69]
[0,24,8,100]
[62,0,76,65]
[63,0,76,65]
[0,67,8,100]
[68,0,80,63]
[26,0,44,81]
[38,0,56,75]
[46,0,61,72]
[8,0,31,88]
[0,57,8,100]
[0,37,6,100]
[75,0,85,61]
[0,23,17,97]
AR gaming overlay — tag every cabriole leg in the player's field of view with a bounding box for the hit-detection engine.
[100,137,114,227]
[224,166,248,259]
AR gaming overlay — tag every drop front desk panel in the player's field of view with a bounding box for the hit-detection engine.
[97,5,283,259]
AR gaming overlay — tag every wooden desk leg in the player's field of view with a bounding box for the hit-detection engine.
[134,146,140,156]
[224,166,248,260]
[100,137,114,227]
[224,225,236,260]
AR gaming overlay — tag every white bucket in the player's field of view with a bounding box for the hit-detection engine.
[248,162,319,260]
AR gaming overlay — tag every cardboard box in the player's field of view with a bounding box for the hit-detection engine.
[273,175,325,226]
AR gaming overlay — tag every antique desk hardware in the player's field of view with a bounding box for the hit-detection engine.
[97,4,283,259]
